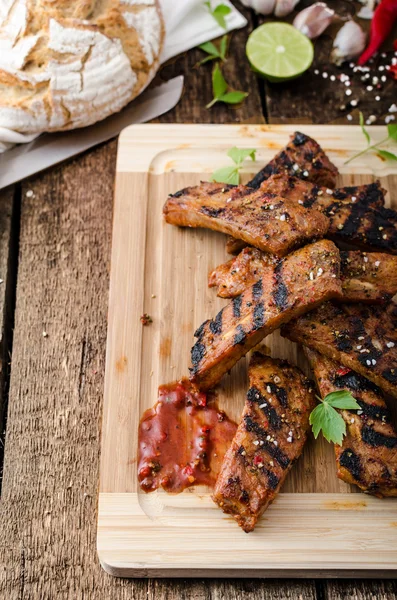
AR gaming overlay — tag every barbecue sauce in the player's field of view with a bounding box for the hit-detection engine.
[138,380,237,493]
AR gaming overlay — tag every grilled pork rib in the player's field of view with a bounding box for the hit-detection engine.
[282,302,397,399]
[190,240,342,390]
[212,352,316,532]
[225,177,387,255]
[163,181,329,257]
[248,131,339,189]
[209,247,397,304]
[306,348,397,497]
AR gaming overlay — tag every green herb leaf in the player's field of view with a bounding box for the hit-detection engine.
[387,124,397,142]
[219,34,228,59]
[211,166,239,184]
[377,149,397,162]
[228,147,256,166]
[220,91,248,104]
[199,41,220,56]
[205,1,231,30]
[323,390,360,410]
[359,111,370,146]
[207,64,248,109]
[212,4,231,29]
[212,63,227,98]
[309,389,360,446]
[211,146,257,185]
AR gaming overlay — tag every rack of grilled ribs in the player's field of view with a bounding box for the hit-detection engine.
[225,176,397,255]
[282,301,397,399]
[306,348,397,497]
[209,247,397,304]
[247,131,339,189]
[213,352,316,532]
[163,181,329,257]
[190,240,342,390]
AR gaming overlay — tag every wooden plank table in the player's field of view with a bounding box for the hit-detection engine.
[0,4,396,598]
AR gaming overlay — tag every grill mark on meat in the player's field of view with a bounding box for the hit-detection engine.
[232,295,242,318]
[247,387,281,429]
[164,179,330,257]
[191,241,342,391]
[234,325,246,345]
[362,426,397,449]
[212,354,315,531]
[190,342,205,373]
[263,468,279,490]
[243,417,290,469]
[284,302,397,399]
[209,309,223,335]
[252,279,263,301]
[331,371,382,395]
[273,261,289,310]
[253,302,265,330]
[200,206,225,218]
[305,347,397,496]
[266,382,288,408]
[247,132,338,189]
[339,449,362,482]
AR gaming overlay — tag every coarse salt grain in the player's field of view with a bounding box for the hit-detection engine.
[345,89,352,96]
[26,190,34,197]
[387,341,395,348]
[374,261,380,267]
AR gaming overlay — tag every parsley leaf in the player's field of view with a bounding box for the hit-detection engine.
[205,1,232,29]
[359,111,370,146]
[212,146,257,184]
[309,390,360,446]
[198,36,228,65]
[377,149,397,162]
[206,64,248,109]
[211,166,239,185]
[388,124,397,142]
[345,116,397,166]
[228,147,256,165]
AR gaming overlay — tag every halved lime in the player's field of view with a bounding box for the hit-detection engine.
[246,22,314,83]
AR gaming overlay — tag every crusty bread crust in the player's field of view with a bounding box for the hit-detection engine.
[0,0,165,133]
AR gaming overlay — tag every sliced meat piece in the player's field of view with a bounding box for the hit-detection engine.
[340,250,397,303]
[190,240,342,390]
[208,247,277,299]
[259,174,397,253]
[282,302,397,399]
[306,348,397,497]
[210,248,397,304]
[212,352,316,532]
[225,177,387,255]
[261,174,385,210]
[248,131,338,189]
[164,181,329,257]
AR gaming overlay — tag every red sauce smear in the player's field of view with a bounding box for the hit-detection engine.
[138,379,237,493]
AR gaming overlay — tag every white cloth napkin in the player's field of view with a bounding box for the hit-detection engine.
[0,1,247,153]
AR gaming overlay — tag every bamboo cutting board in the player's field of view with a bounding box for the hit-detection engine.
[98,124,397,578]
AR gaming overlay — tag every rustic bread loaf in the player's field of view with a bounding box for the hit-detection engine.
[0,0,164,133]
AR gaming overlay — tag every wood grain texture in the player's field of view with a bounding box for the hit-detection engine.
[157,5,264,125]
[0,187,16,489]
[98,124,397,577]
[1,1,397,593]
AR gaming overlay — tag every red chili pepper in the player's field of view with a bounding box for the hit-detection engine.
[337,366,351,376]
[394,38,397,51]
[358,0,397,65]
[391,64,397,80]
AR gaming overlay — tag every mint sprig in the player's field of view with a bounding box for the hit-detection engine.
[198,35,228,66]
[345,114,397,165]
[204,1,231,29]
[206,64,248,109]
[309,390,360,446]
[212,147,256,185]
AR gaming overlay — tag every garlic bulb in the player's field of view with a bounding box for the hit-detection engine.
[274,0,300,17]
[293,3,335,39]
[331,21,366,66]
[239,0,276,14]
